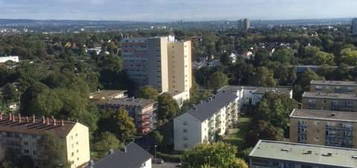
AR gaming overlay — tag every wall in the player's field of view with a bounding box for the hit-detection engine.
[174,113,203,151]
[65,123,90,168]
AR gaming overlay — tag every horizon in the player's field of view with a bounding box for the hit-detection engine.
[0,17,354,23]
[0,0,357,22]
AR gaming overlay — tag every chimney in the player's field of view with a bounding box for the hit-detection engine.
[61,120,64,126]
[42,116,46,124]
[0,113,3,120]
[18,114,22,123]
[46,117,50,125]
[26,116,29,123]
[9,113,12,121]
[32,115,36,123]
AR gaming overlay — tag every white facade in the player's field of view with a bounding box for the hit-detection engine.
[0,56,19,63]
[222,86,293,106]
[140,158,152,168]
[174,92,239,151]
[174,85,293,151]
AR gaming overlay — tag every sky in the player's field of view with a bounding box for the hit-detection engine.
[0,0,357,21]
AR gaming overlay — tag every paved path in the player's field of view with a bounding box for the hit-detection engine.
[153,162,180,168]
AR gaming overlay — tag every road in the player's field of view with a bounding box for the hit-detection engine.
[153,162,180,168]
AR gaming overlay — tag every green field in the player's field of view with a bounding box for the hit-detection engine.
[223,117,251,149]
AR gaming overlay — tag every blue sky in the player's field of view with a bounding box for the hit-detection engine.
[0,0,357,21]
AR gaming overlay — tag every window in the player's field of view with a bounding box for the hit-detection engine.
[183,129,187,133]
[183,121,188,126]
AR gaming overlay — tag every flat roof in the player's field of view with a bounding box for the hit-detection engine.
[290,109,357,123]
[96,97,156,107]
[249,140,357,168]
[219,85,292,95]
[311,80,357,87]
[303,92,357,100]
[89,90,126,100]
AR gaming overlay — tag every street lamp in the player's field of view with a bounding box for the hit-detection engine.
[154,145,158,159]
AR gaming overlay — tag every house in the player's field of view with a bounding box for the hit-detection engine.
[0,113,90,168]
[249,140,357,168]
[89,143,152,168]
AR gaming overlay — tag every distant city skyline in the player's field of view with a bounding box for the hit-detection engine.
[0,0,357,21]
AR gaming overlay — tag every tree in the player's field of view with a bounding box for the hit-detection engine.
[38,133,70,168]
[246,120,284,147]
[311,51,334,65]
[92,132,122,159]
[250,67,277,87]
[207,71,229,90]
[113,108,136,142]
[272,48,294,64]
[294,69,323,101]
[150,131,164,146]
[303,46,335,65]
[340,48,357,66]
[182,142,247,168]
[253,92,298,131]
[137,86,159,100]
[253,49,270,66]
[157,93,180,123]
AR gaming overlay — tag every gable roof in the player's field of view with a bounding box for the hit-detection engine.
[93,143,152,168]
[186,90,238,121]
[0,114,76,138]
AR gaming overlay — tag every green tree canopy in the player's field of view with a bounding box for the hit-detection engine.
[157,93,180,124]
[182,142,248,168]
[112,108,136,142]
[137,86,159,100]
[92,132,122,159]
[340,48,357,66]
[272,48,295,64]
[207,71,229,90]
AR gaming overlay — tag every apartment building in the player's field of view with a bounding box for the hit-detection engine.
[249,140,357,168]
[121,36,192,105]
[310,80,357,94]
[0,113,90,168]
[90,142,152,168]
[353,18,357,36]
[302,92,357,112]
[219,86,293,106]
[167,40,192,105]
[122,37,169,92]
[96,98,157,134]
[89,90,127,101]
[173,90,239,151]
[290,109,357,148]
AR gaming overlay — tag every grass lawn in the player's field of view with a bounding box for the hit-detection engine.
[223,117,251,149]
